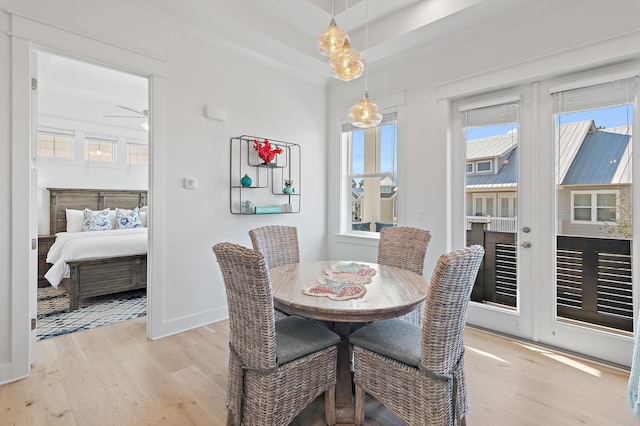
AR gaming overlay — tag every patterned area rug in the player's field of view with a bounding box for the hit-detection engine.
[37,286,146,341]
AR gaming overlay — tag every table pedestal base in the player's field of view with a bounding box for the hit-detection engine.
[329,321,356,424]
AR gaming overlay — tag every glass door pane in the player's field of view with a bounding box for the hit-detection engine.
[464,104,519,310]
[554,99,634,334]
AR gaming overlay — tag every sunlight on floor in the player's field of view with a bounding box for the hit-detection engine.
[515,342,602,377]
[465,345,509,363]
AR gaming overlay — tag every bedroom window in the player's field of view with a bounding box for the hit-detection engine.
[85,135,116,162]
[342,109,398,234]
[127,141,148,165]
[38,128,73,159]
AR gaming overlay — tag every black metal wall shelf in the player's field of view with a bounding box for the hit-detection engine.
[230,135,300,214]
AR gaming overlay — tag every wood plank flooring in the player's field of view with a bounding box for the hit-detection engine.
[0,317,636,425]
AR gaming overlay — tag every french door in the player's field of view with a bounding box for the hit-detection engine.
[455,64,638,366]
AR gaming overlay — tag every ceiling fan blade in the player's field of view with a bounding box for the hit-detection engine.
[117,105,147,115]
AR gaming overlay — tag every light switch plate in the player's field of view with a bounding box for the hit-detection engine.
[184,177,196,189]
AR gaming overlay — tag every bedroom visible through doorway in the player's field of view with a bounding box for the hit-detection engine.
[34,51,150,339]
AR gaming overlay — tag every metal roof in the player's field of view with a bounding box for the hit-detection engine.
[466,133,517,161]
[466,147,518,189]
[466,120,632,189]
[562,126,632,185]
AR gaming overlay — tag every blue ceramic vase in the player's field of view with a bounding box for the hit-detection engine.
[241,174,252,187]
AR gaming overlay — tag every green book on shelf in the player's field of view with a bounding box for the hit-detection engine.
[255,205,282,214]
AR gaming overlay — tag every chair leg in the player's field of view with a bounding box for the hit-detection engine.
[324,386,336,426]
[226,410,235,426]
[461,416,467,426]
[354,384,365,425]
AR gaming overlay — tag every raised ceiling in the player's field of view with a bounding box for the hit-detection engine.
[36,0,560,130]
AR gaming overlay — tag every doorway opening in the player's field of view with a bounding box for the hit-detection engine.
[34,51,150,341]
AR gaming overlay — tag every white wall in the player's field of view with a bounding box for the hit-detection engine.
[0,0,327,383]
[0,4,11,376]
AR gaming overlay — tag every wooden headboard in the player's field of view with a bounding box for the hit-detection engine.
[48,188,148,234]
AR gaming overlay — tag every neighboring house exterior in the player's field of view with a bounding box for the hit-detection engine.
[466,120,632,238]
[352,176,397,231]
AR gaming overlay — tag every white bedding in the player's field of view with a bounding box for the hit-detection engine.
[45,228,147,287]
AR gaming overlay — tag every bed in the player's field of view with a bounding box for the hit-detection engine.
[46,188,148,310]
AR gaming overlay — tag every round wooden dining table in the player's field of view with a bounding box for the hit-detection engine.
[270,260,429,424]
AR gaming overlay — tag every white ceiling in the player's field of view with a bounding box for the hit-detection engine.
[36,0,546,130]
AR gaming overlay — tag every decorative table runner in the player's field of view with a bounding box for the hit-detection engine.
[302,263,377,300]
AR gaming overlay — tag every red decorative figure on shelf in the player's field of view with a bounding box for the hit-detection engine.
[253,139,283,164]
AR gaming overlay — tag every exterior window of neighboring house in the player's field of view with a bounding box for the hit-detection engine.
[342,109,398,234]
[473,193,495,216]
[85,135,116,162]
[127,140,149,165]
[38,128,73,159]
[466,163,473,173]
[499,193,517,217]
[571,190,619,223]
[476,160,492,173]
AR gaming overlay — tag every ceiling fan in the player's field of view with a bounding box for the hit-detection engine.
[103,105,148,118]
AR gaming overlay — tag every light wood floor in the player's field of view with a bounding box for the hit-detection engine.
[0,317,636,425]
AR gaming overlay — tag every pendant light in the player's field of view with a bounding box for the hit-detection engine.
[348,0,382,128]
[316,0,347,57]
[328,0,364,81]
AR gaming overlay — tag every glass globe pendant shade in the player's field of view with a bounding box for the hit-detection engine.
[328,38,365,81]
[348,91,383,128]
[316,18,347,57]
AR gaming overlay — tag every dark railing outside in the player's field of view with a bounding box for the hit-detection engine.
[467,223,633,333]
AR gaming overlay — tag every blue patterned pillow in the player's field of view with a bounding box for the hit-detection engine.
[81,208,112,231]
[115,207,143,229]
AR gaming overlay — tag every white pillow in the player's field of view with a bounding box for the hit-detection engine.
[139,206,149,227]
[65,209,84,232]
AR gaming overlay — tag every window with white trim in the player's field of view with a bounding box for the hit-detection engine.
[127,140,148,165]
[342,109,398,234]
[476,160,492,173]
[85,134,116,162]
[38,127,73,159]
[571,190,619,223]
[472,193,496,216]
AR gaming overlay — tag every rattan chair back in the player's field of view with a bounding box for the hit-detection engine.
[213,242,277,371]
[249,225,300,269]
[377,226,431,275]
[421,245,485,375]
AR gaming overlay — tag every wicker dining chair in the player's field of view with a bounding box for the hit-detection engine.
[249,225,300,269]
[249,225,300,320]
[377,226,432,325]
[213,242,340,426]
[351,245,485,426]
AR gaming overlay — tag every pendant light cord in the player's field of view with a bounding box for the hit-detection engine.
[345,0,349,35]
[364,0,369,91]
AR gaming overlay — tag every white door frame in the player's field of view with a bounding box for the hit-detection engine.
[8,12,167,383]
